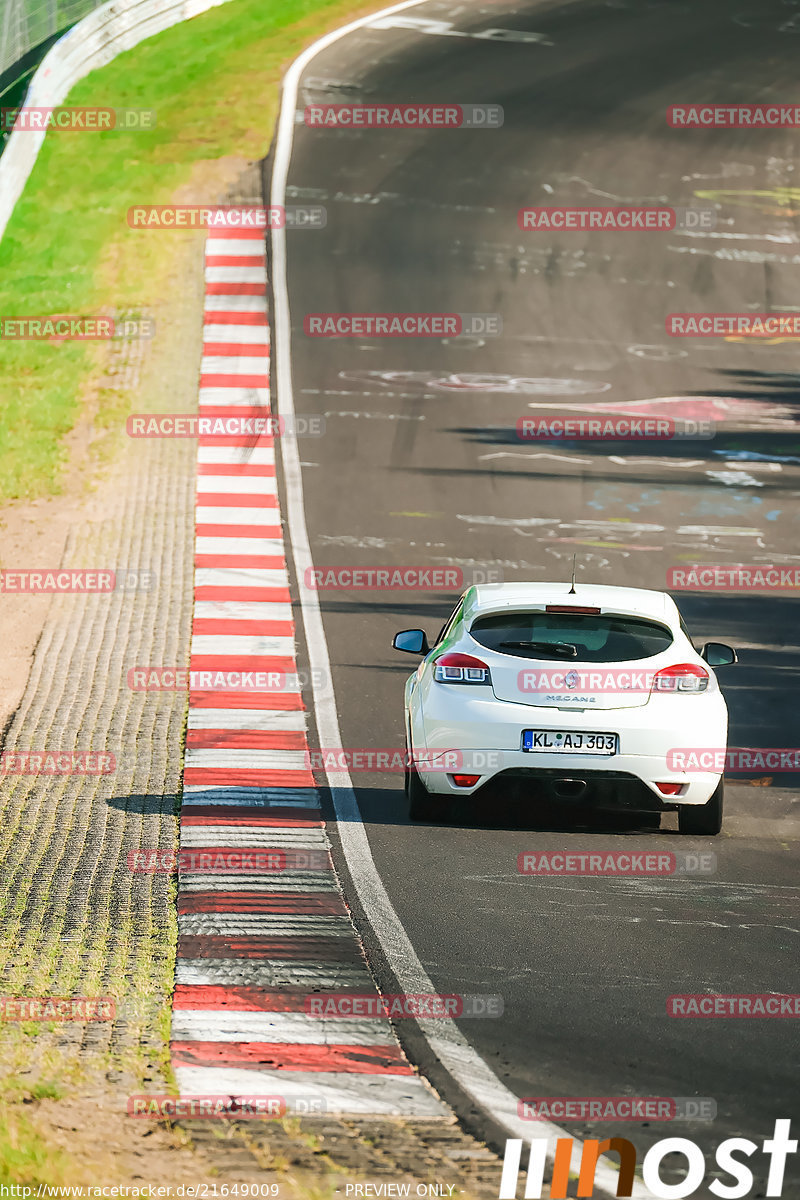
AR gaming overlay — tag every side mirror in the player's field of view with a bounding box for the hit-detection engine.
[700,642,738,667]
[393,629,430,655]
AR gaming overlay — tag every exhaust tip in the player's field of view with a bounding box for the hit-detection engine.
[553,778,588,799]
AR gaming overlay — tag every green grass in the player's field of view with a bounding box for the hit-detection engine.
[0,0,375,501]
[0,1105,74,1186]
[0,1076,81,1188]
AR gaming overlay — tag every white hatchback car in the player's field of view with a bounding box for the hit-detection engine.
[393,582,737,835]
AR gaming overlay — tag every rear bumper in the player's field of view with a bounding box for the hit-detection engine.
[416,750,722,807]
[412,688,726,807]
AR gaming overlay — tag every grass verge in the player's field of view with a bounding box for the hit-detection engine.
[0,0,378,501]
[0,1100,75,1187]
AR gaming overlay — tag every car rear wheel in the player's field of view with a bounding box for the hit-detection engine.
[678,779,724,836]
[406,758,448,822]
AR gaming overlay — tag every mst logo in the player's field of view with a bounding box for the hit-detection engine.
[498,1122,797,1197]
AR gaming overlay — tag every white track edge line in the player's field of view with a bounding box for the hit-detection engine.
[269,8,655,1197]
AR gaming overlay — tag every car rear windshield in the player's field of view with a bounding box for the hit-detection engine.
[468,611,674,663]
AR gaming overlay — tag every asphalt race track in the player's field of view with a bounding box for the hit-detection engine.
[273,0,800,1189]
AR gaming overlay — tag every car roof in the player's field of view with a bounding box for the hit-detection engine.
[462,582,678,624]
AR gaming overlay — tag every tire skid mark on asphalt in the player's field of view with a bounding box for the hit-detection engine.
[169,227,446,1116]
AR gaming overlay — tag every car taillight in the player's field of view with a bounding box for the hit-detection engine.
[652,663,709,694]
[656,782,683,796]
[545,605,601,614]
[433,653,491,684]
[452,774,481,788]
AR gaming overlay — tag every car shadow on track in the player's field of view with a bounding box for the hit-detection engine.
[321,784,672,834]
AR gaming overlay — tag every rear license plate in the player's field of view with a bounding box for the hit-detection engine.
[522,730,617,755]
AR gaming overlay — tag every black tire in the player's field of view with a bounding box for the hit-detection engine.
[678,779,724,836]
[407,760,448,822]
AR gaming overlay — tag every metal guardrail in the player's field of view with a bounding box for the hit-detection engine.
[0,0,102,82]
